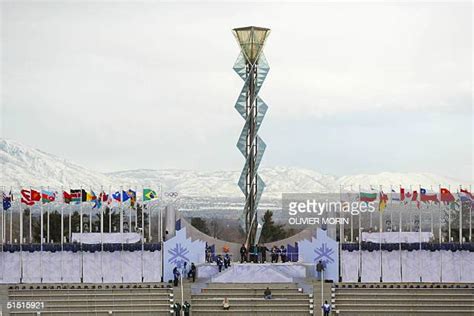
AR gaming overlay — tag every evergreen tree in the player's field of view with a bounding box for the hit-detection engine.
[191,217,210,235]
[260,210,287,243]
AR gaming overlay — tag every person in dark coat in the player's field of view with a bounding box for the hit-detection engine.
[172,266,180,286]
[216,255,224,272]
[240,244,247,263]
[224,254,231,269]
[183,301,191,316]
[260,245,269,263]
[280,245,287,263]
[187,262,197,282]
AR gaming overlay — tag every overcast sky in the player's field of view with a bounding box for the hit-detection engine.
[1,1,472,180]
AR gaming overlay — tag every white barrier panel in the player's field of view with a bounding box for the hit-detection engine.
[42,252,62,283]
[361,251,380,282]
[62,252,82,283]
[441,251,460,282]
[143,251,162,282]
[460,251,474,282]
[122,252,142,283]
[420,251,441,283]
[102,252,122,283]
[341,250,359,282]
[83,252,102,283]
[401,251,420,282]
[22,252,42,283]
[382,251,401,282]
[1,252,21,283]
[72,233,141,244]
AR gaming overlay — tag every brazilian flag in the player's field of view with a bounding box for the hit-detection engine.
[143,189,157,201]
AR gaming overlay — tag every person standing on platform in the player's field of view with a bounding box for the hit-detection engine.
[240,244,247,263]
[224,253,231,269]
[280,245,287,263]
[183,301,191,316]
[316,260,325,280]
[216,255,224,272]
[172,266,180,286]
[187,262,196,282]
[260,244,269,263]
[172,302,181,314]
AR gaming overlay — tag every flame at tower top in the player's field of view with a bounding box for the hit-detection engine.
[232,26,271,64]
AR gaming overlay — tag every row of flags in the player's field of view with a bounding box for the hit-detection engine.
[2,188,159,211]
[357,187,473,211]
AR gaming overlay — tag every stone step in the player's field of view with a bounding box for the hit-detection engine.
[336,310,474,315]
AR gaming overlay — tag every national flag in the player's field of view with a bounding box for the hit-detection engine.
[459,189,473,204]
[440,188,455,203]
[2,191,12,211]
[81,189,96,202]
[391,189,401,202]
[41,190,56,203]
[379,191,388,212]
[143,189,157,201]
[112,191,121,202]
[420,188,439,203]
[127,189,137,208]
[359,192,377,202]
[63,191,72,204]
[99,191,108,202]
[402,189,420,208]
[70,189,82,204]
[121,190,130,202]
[21,189,41,206]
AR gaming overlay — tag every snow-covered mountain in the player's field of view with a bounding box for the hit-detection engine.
[0,138,470,198]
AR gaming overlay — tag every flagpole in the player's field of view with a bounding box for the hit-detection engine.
[379,185,383,283]
[19,187,23,284]
[470,185,472,242]
[100,186,104,283]
[10,189,13,243]
[46,186,50,243]
[60,187,64,282]
[19,189,23,246]
[458,185,462,244]
[109,186,112,233]
[89,188,92,233]
[437,184,441,243]
[430,185,434,235]
[68,190,72,242]
[398,184,402,282]
[448,185,451,242]
[80,186,83,235]
[409,185,412,232]
[141,186,145,282]
[358,184,362,282]
[350,185,354,242]
[418,184,422,282]
[40,186,44,250]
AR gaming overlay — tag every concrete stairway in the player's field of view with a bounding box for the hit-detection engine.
[6,283,173,315]
[191,283,314,315]
[332,283,474,316]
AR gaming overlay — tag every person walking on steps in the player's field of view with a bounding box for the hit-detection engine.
[322,300,331,316]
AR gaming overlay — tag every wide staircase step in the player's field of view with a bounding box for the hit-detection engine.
[7,283,173,316]
[192,282,313,316]
[333,283,474,316]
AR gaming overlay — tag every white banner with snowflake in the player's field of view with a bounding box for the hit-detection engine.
[298,228,339,281]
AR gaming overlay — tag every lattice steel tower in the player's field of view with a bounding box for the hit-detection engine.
[232,26,270,246]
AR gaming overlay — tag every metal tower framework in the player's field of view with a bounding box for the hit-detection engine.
[232,26,270,246]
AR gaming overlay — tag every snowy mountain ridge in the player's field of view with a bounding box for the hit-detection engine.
[0,138,470,198]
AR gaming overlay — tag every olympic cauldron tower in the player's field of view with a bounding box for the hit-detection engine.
[232,26,270,246]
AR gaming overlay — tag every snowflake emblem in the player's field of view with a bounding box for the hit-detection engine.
[314,243,335,264]
[168,243,190,268]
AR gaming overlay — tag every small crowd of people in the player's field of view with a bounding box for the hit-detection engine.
[240,244,290,263]
[172,301,191,316]
[172,262,197,286]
